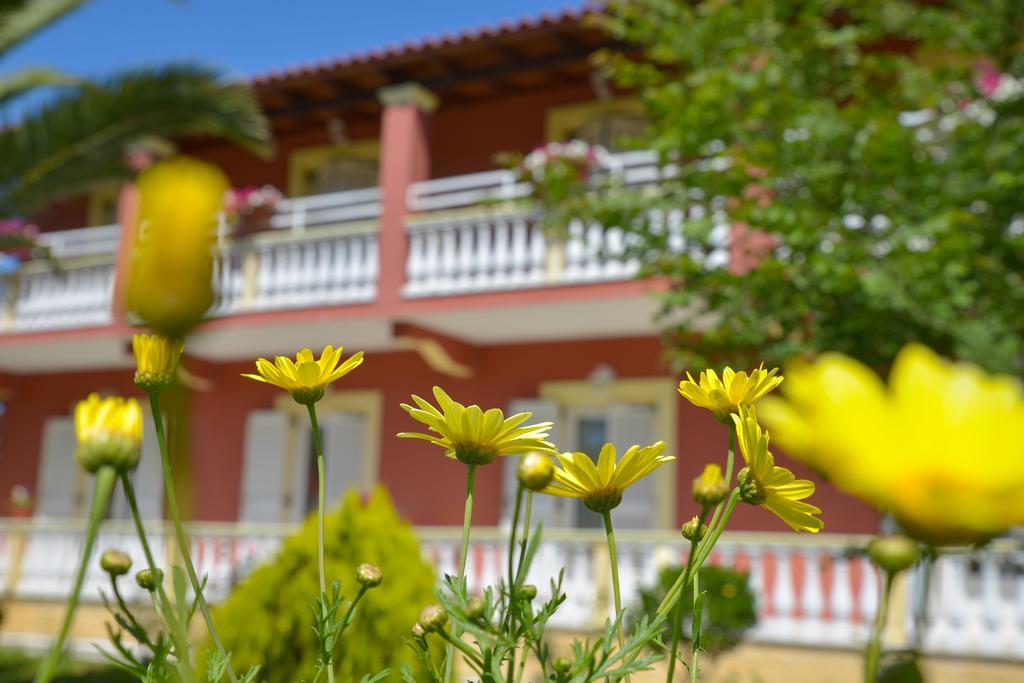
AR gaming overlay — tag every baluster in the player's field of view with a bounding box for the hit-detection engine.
[602,227,629,280]
[456,223,475,292]
[474,221,494,290]
[337,237,355,302]
[562,219,585,283]
[828,552,856,645]
[799,546,826,644]
[859,555,880,639]
[404,230,425,296]
[422,229,441,295]
[526,221,546,285]
[772,547,797,641]
[508,218,529,287]
[491,219,511,289]
[584,223,605,281]
[438,225,458,294]
[978,552,1007,656]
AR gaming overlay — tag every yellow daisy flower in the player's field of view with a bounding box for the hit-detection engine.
[132,334,184,393]
[731,406,823,533]
[759,344,1024,543]
[542,441,675,513]
[75,394,143,473]
[398,386,556,465]
[242,345,364,405]
[678,364,783,422]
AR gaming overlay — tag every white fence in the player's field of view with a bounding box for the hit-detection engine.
[0,521,1020,660]
[36,225,120,259]
[0,258,116,333]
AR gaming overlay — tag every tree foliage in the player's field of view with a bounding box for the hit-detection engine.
[585,0,1024,374]
[0,0,270,216]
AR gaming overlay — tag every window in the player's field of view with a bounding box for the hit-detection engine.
[88,185,121,226]
[545,99,649,152]
[239,391,381,523]
[503,378,677,530]
[288,141,380,197]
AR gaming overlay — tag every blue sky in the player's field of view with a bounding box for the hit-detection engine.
[5,0,587,81]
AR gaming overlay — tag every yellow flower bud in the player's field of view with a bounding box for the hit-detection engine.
[133,334,184,394]
[125,157,228,337]
[520,584,538,601]
[517,452,555,491]
[74,394,143,473]
[466,596,487,620]
[692,464,728,507]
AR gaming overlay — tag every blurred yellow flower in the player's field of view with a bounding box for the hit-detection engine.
[132,334,184,393]
[125,156,228,337]
[242,345,363,405]
[75,394,143,473]
[732,406,823,533]
[678,364,783,422]
[398,386,556,465]
[542,442,674,513]
[759,344,1024,543]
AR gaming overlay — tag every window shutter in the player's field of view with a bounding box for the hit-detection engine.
[36,417,79,518]
[504,399,569,528]
[322,412,367,510]
[285,423,312,523]
[239,410,289,523]
[607,404,658,529]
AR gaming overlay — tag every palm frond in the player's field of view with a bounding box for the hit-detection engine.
[0,0,89,58]
[0,66,78,107]
[0,64,271,213]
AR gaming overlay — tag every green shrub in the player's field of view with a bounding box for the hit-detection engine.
[203,487,436,682]
[0,649,135,682]
[630,565,757,655]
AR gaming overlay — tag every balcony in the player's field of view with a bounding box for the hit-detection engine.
[0,150,683,337]
[1,520,1020,660]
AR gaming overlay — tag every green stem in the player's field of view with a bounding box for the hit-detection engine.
[505,484,524,683]
[704,427,735,538]
[111,576,153,649]
[439,628,485,670]
[658,490,740,618]
[306,403,335,683]
[690,569,701,683]
[602,511,625,649]
[444,463,478,683]
[121,472,197,682]
[514,491,534,583]
[665,509,708,683]
[331,585,369,662]
[34,467,117,683]
[149,393,237,683]
[864,571,894,683]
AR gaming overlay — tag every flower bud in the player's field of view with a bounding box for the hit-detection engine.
[520,584,538,601]
[466,596,487,620]
[692,464,728,507]
[553,657,572,674]
[135,568,164,592]
[867,535,921,575]
[100,550,132,577]
[74,394,143,474]
[517,452,555,491]
[133,334,183,394]
[418,604,448,633]
[681,515,707,542]
[411,623,426,638]
[356,563,383,588]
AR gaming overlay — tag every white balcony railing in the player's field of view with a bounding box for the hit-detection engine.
[36,224,121,259]
[403,211,641,297]
[1,520,1020,661]
[0,257,116,333]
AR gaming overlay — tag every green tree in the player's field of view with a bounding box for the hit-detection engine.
[583,0,1023,374]
[0,0,269,216]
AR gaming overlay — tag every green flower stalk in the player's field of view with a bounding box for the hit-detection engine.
[306,401,335,683]
[149,392,237,683]
[34,467,116,683]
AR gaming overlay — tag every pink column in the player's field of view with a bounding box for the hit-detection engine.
[376,83,439,307]
[111,184,140,328]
